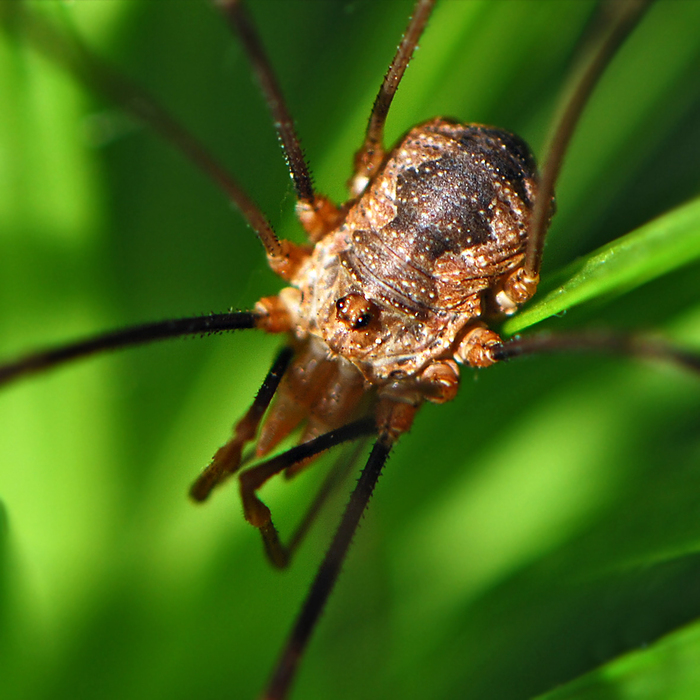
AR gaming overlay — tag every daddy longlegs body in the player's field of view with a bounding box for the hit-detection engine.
[2,1,700,699]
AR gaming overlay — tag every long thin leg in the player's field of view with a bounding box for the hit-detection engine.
[8,3,284,259]
[217,439,369,566]
[523,0,656,280]
[216,0,343,241]
[261,434,393,700]
[0,311,258,387]
[215,0,313,206]
[190,346,294,502]
[286,438,370,559]
[350,0,438,196]
[238,419,376,568]
[259,438,371,570]
[492,330,700,375]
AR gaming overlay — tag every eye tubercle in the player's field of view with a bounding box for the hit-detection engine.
[335,293,377,330]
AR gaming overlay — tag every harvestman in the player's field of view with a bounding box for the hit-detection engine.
[2,1,700,698]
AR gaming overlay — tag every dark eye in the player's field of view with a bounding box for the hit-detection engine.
[335,293,376,330]
[353,312,371,329]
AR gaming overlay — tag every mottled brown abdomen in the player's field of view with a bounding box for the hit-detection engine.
[339,119,538,317]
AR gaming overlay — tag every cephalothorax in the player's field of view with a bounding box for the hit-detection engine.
[2,1,699,699]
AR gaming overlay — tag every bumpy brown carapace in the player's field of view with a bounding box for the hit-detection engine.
[253,120,539,457]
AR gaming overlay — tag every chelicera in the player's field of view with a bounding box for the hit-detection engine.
[2,1,700,699]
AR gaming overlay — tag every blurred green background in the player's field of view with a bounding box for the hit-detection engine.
[1,1,700,699]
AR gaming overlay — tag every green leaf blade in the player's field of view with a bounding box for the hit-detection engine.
[505,196,700,334]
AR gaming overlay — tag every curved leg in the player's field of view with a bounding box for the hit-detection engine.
[493,330,700,375]
[523,0,655,279]
[261,435,392,700]
[260,399,416,700]
[189,346,294,502]
[0,311,259,387]
[350,0,437,196]
[239,418,376,568]
[9,4,284,259]
[216,0,344,242]
[255,437,371,569]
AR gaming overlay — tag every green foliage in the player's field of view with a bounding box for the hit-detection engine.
[1,1,700,699]
[506,196,700,334]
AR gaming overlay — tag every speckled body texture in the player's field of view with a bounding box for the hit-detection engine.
[283,118,539,386]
